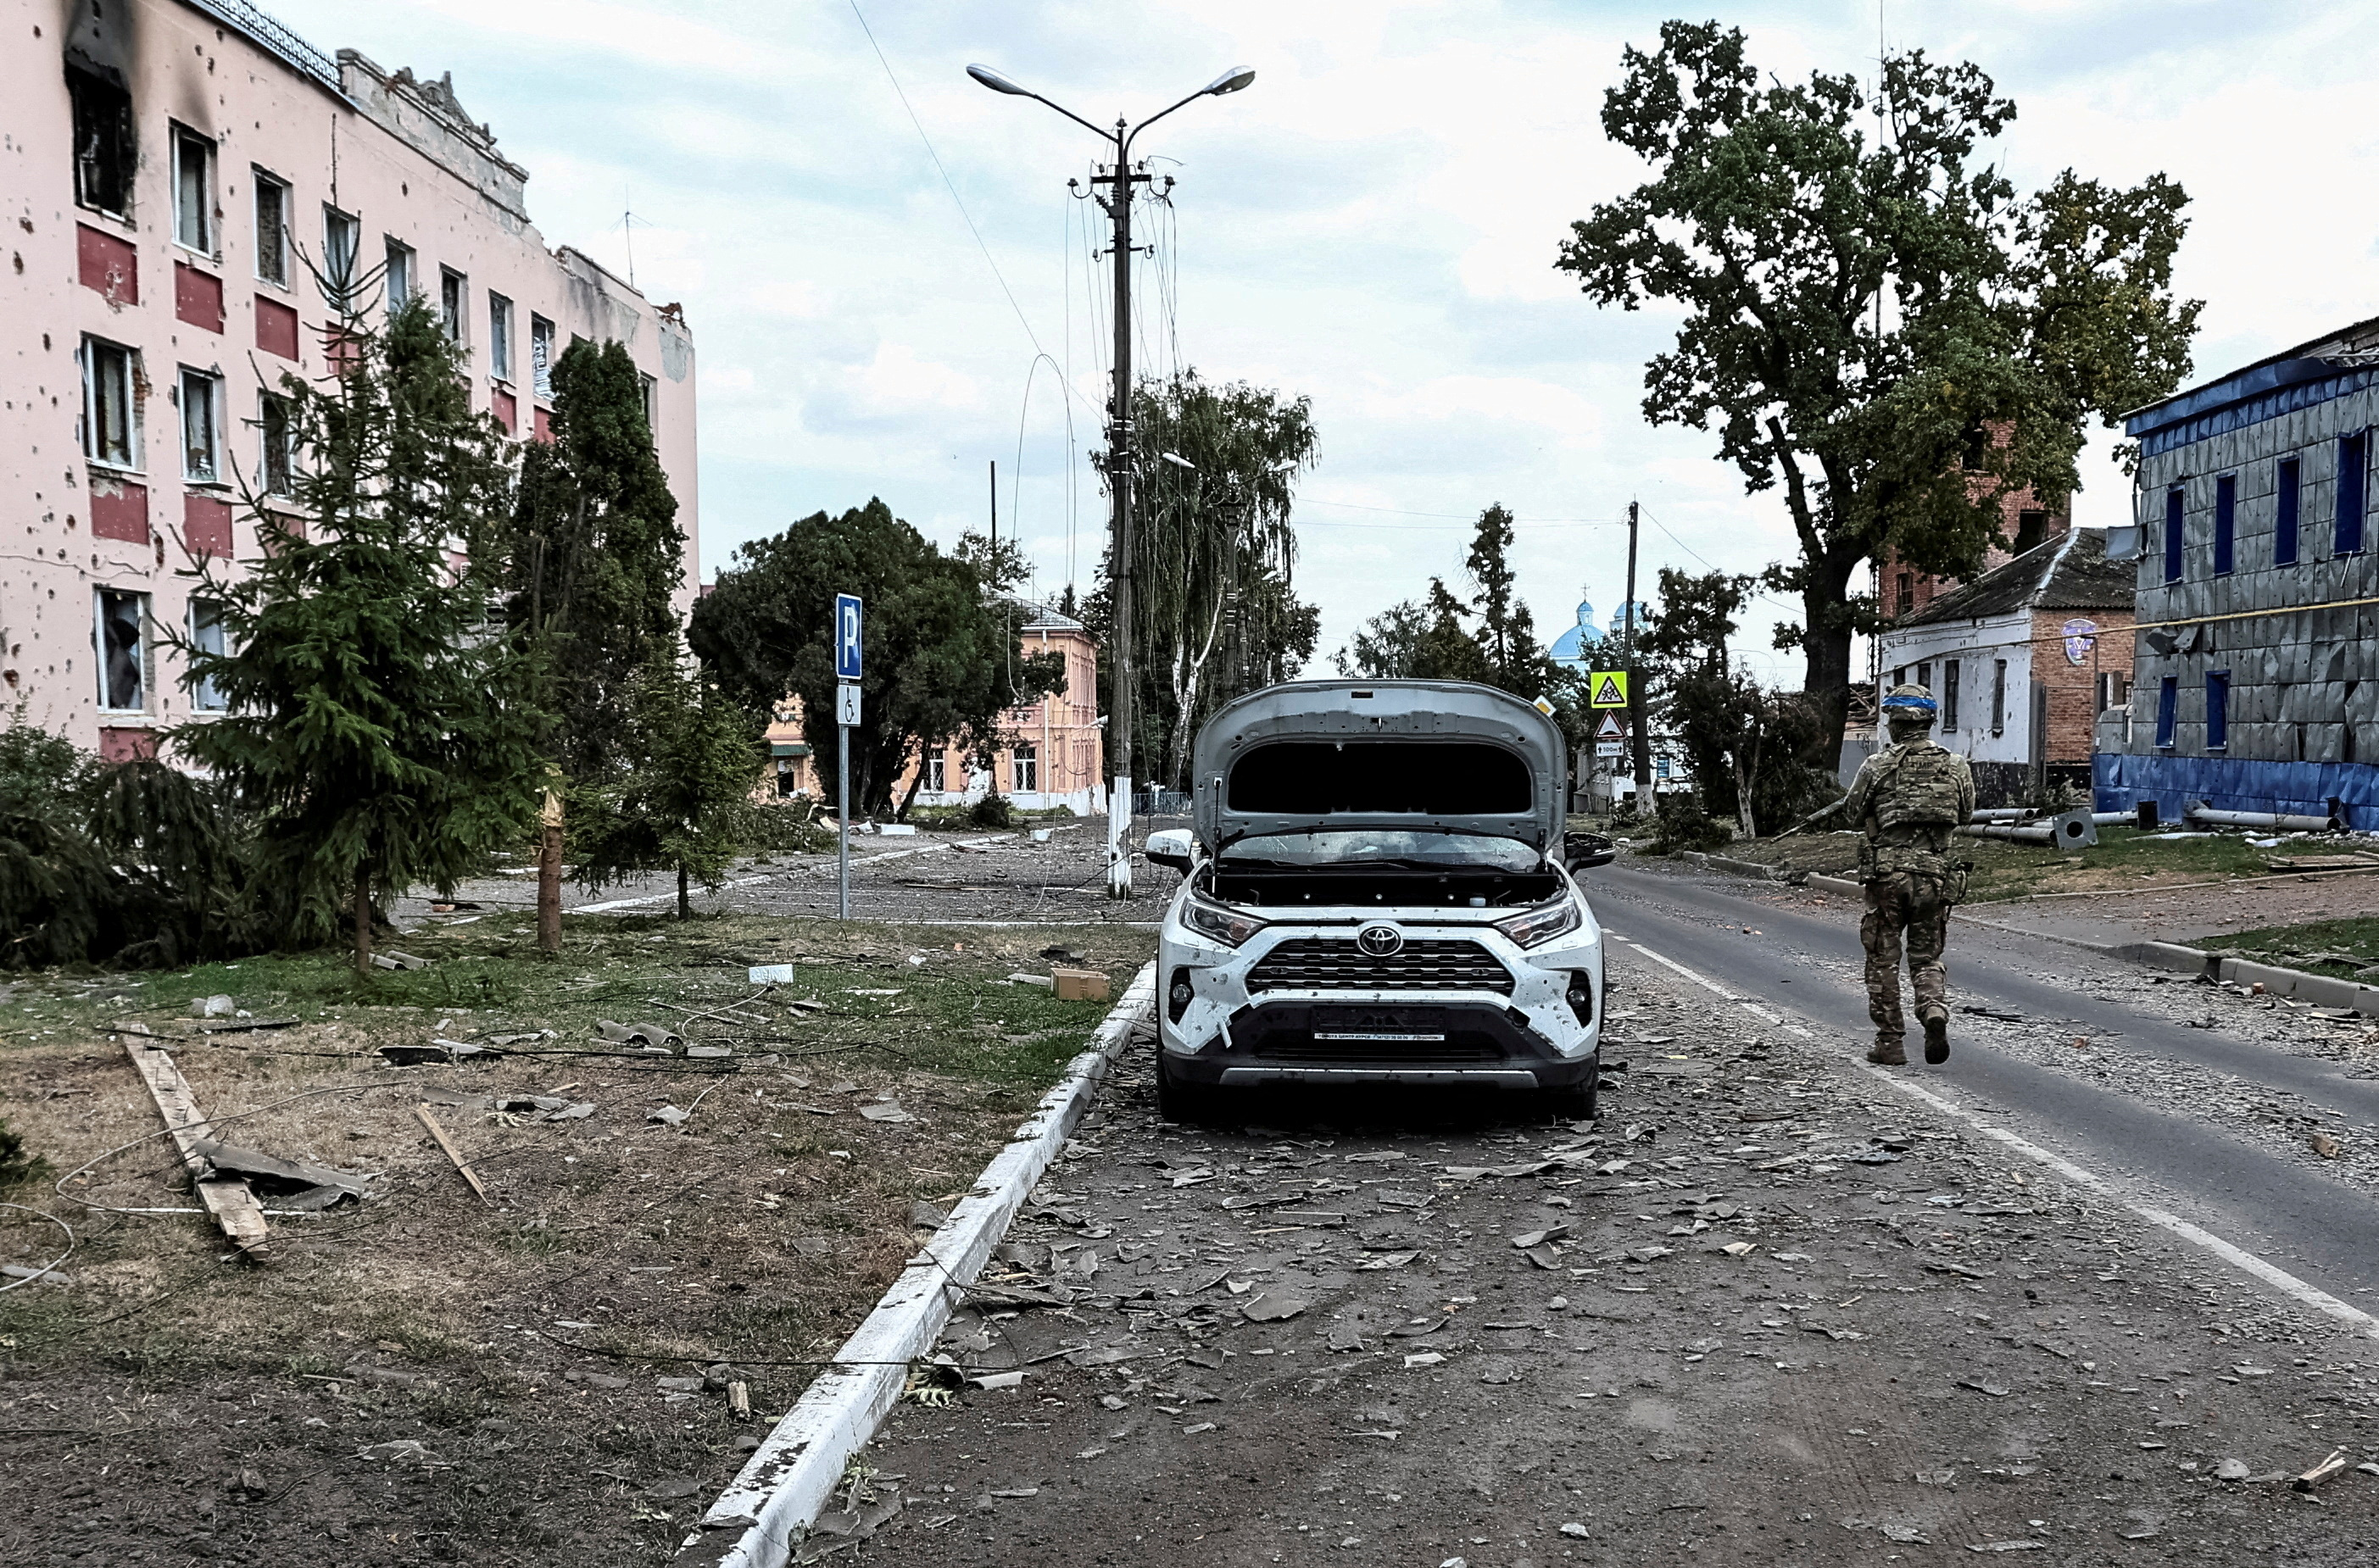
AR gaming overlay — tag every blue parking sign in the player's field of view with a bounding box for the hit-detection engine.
[834,593,863,681]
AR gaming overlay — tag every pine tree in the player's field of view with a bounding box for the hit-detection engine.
[178,297,543,972]
[501,338,686,948]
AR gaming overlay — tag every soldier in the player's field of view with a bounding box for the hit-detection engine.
[1842,683,1975,1066]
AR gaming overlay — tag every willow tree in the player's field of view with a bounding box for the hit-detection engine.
[1113,372,1320,791]
[1557,21,2199,755]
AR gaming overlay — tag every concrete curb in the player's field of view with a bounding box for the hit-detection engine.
[1678,849,1794,881]
[678,962,1159,1567]
[2209,954,2379,1012]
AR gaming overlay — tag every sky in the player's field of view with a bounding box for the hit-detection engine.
[277,0,2379,685]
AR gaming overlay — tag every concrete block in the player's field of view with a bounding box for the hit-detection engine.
[2215,955,2377,1014]
[2110,941,2216,978]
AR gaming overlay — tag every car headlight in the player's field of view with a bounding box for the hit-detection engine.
[1179,888,1267,948]
[1494,896,1584,949]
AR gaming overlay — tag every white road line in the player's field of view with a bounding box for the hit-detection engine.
[1615,936,2379,1341]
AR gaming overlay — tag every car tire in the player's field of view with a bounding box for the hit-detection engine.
[1156,1049,1223,1125]
[1544,1078,1597,1121]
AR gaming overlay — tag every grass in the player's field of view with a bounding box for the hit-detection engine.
[1688,824,2294,902]
[2199,916,2379,979]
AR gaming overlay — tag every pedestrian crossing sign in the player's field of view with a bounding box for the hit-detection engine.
[1595,712,1625,742]
[1588,670,1629,708]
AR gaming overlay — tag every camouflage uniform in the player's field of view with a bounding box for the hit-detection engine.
[1843,689,1975,1065]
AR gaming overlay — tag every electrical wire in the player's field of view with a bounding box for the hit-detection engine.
[0,1204,74,1293]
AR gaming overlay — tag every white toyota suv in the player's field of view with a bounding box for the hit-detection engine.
[1144,680,1613,1123]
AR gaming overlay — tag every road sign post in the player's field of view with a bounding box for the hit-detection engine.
[833,595,862,920]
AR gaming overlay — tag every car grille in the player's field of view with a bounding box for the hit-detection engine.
[1246,937,1514,996]
[1256,1035,1506,1065]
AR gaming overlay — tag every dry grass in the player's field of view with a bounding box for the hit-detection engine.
[0,910,1151,1565]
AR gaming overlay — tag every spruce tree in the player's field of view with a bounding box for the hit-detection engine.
[178,297,542,972]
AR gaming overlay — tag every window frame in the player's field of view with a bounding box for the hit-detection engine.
[170,122,216,254]
[530,314,556,399]
[2205,670,2230,753]
[67,64,136,219]
[488,292,514,382]
[259,388,297,498]
[384,238,415,311]
[179,366,223,483]
[2155,676,2178,750]
[2163,486,2185,583]
[2213,472,2236,575]
[1942,659,1961,731]
[81,335,140,471]
[189,596,231,713]
[2338,431,2369,556]
[252,168,291,287]
[1991,659,2007,737]
[2276,454,2301,567]
[320,204,360,309]
[1011,742,1039,795]
[439,267,469,345]
[94,587,149,714]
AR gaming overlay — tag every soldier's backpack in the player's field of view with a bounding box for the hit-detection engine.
[1870,742,1967,832]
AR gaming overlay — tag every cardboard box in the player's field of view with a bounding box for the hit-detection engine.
[1051,967,1111,1003]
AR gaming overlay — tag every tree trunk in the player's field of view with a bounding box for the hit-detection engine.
[353,875,373,976]
[677,861,690,920]
[894,754,927,822]
[1797,555,1859,772]
[536,787,564,956]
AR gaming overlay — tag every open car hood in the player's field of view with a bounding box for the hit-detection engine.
[1190,680,1568,854]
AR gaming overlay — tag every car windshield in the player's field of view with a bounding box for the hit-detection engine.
[1218,830,1542,872]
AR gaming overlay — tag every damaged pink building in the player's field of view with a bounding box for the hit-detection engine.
[2,0,699,757]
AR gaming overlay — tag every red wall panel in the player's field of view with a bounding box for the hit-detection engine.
[98,728,159,763]
[255,295,299,360]
[184,493,234,558]
[491,386,517,435]
[175,262,226,333]
[90,475,149,543]
[76,224,137,305]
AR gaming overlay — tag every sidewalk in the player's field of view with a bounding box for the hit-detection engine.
[1956,874,2379,952]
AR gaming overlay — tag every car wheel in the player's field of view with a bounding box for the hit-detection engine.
[1544,1078,1596,1121]
[1156,1049,1223,1125]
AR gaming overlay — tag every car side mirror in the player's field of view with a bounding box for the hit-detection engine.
[1144,827,1195,875]
[1564,831,1616,871]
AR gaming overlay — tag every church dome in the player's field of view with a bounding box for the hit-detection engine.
[1549,598,1602,667]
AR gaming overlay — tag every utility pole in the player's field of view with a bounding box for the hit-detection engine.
[965,61,1256,898]
[1090,136,1149,897]
[1623,499,1652,809]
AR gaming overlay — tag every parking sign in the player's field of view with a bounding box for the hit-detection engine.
[834,593,864,681]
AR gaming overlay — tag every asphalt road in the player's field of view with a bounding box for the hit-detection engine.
[1585,859,2379,1321]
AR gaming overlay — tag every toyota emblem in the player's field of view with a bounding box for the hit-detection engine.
[1356,923,1404,958]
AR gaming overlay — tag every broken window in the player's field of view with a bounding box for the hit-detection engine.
[172,124,214,252]
[68,65,134,217]
[1226,742,1532,817]
[530,314,555,398]
[1992,660,2008,737]
[1942,659,1961,731]
[321,205,359,307]
[2013,509,2049,555]
[2276,455,2301,566]
[385,239,414,309]
[2337,432,2369,555]
[259,390,295,496]
[180,367,220,481]
[96,588,147,712]
[82,336,136,468]
[2154,676,2178,750]
[2163,487,2185,584]
[2214,473,2236,575]
[440,269,467,343]
[1011,743,1038,794]
[190,598,229,712]
[2205,670,2230,752]
[254,170,290,286]
[488,292,514,381]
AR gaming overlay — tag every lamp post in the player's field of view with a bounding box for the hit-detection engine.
[967,61,1254,896]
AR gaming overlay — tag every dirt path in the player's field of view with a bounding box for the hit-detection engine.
[828,953,2379,1567]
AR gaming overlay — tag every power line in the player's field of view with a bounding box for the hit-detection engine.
[1297,497,1630,526]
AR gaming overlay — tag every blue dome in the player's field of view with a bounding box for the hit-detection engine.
[1549,598,1602,667]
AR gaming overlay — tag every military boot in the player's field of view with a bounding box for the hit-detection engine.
[1866,1035,1907,1066]
[1920,1007,1950,1065]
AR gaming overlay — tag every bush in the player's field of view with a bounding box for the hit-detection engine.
[967,792,1017,831]
[0,1115,51,1192]
[1650,792,1734,854]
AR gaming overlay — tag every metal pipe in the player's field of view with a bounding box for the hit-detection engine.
[1958,823,2059,844]
[2184,805,2337,833]
[1969,807,2031,823]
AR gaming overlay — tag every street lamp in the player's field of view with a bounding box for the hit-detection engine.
[969,61,1255,897]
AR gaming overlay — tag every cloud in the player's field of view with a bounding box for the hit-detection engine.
[274,0,2371,683]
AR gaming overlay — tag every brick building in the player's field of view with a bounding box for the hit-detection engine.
[1875,430,2072,621]
[761,602,1106,815]
[2,0,698,757]
[1874,528,2134,806]
[2095,316,2379,826]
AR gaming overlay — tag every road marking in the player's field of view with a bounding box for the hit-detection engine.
[1614,936,2379,1341]
[1615,937,1814,1036]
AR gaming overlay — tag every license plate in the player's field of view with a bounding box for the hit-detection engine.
[1313,1031,1447,1043]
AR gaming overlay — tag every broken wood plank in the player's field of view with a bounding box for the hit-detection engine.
[120,1039,270,1258]
[414,1104,489,1204]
